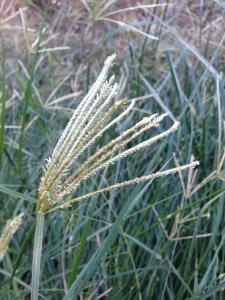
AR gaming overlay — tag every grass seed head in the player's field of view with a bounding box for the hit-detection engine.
[0,213,23,261]
[36,55,199,214]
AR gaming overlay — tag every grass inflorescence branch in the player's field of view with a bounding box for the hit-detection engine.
[36,54,199,214]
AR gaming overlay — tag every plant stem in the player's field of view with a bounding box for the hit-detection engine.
[31,213,45,300]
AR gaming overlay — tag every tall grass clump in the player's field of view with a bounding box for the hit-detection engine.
[31,54,199,299]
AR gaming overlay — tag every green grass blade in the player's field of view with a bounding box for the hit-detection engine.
[18,69,36,175]
[67,217,92,288]
[186,281,225,300]
[166,51,184,105]
[0,184,35,203]
[11,220,36,284]
[0,53,6,166]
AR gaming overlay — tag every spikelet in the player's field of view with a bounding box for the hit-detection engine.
[0,213,23,261]
[36,54,199,214]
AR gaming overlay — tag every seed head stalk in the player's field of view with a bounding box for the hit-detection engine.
[31,213,44,300]
[31,54,199,298]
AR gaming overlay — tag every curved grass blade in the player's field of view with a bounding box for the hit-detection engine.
[10,220,36,285]
[0,185,35,203]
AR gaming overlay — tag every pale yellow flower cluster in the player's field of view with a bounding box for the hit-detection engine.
[36,54,199,214]
[0,213,23,261]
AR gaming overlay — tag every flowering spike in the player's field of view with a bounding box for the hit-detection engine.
[0,213,23,261]
[36,55,199,214]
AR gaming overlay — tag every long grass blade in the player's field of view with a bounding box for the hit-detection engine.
[0,50,6,166]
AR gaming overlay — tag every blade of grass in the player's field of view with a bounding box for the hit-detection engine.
[166,51,184,105]
[17,11,47,175]
[67,212,93,288]
[0,184,35,203]
[0,268,48,300]
[10,220,36,284]
[216,75,222,167]
[187,280,225,300]
[18,59,37,176]
[0,46,6,166]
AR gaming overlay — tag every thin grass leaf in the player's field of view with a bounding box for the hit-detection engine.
[11,220,36,284]
[0,185,35,203]
[166,51,184,105]
[0,51,6,166]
